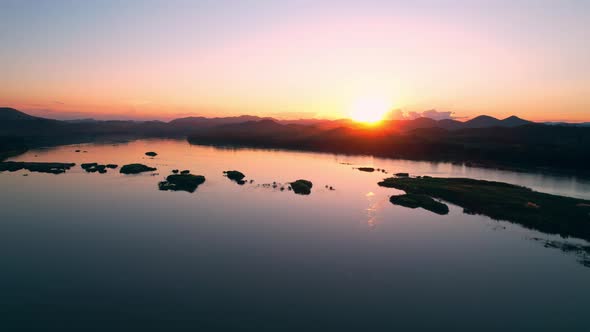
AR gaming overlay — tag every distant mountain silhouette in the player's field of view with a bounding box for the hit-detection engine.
[437,119,465,130]
[500,115,532,127]
[169,115,274,129]
[463,115,532,129]
[0,107,46,121]
[463,115,502,128]
[0,107,538,135]
[0,107,63,135]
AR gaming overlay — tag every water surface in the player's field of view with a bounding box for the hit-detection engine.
[1,139,589,331]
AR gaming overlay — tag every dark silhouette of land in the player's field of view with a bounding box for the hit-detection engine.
[159,173,206,193]
[0,161,76,174]
[389,193,450,215]
[187,119,590,175]
[224,170,246,185]
[119,163,157,174]
[378,176,590,241]
[2,107,590,175]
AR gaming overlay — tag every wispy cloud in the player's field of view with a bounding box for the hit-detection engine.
[386,109,458,121]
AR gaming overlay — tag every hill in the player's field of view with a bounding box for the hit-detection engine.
[0,107,47,121]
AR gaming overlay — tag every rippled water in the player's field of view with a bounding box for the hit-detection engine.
[1,139,589,331]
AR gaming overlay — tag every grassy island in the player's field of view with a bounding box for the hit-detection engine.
[378,176,590,241]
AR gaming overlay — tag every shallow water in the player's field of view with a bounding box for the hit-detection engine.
[1,139,589,331]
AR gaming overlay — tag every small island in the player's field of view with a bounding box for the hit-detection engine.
[159,173,206,193]
[0,161,76,174]
[81,163,108,174]
[223,170,246,185]
[145,152,158,157]
[357,167,375,172]
[120,163,157,174]
[290,179,313,195]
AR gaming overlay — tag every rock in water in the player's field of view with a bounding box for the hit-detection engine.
[224,170,246,185]
[81,163,109,173]
[290,179,313,195]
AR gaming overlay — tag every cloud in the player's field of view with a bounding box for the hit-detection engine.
[385,109,457,120]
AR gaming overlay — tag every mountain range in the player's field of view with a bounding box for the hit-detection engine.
[0,107,539,132]
[2,107,589,175]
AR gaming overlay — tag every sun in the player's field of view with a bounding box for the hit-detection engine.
[348,97,391,124]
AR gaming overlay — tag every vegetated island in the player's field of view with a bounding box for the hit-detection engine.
[159,173,206,193]
[223,170,246,185]
[378,176,590,241]
[0,161,75,174]
[120,163,157,174]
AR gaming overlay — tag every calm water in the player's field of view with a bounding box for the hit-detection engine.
[1,139,589,331]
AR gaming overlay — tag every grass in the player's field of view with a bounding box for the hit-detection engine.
[378,176,590,241]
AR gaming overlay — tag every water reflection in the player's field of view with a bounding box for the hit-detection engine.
[530,237,590,267]
[363,191,390,230]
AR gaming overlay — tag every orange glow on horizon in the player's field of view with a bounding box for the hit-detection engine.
[348,97,391,124]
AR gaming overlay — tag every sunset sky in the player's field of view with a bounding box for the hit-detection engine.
[1,0,589,122]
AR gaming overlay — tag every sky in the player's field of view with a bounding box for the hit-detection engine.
[1,0,589,122]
